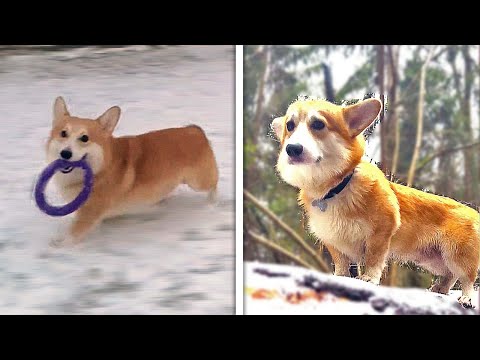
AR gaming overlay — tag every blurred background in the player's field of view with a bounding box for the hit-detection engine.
[244,45,480,289]
[0,45,234,314]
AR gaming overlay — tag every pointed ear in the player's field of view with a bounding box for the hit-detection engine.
[270,116,285,139]
[53,96,70,127]
[343,98,382,137]
[97,106,121,134]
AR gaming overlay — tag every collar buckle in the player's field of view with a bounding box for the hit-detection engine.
[312,171,354,211]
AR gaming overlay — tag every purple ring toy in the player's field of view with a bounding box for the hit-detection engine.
[34,154,93,216]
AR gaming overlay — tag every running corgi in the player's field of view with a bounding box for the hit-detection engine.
[271,97,480,308]
[46,97,218,245]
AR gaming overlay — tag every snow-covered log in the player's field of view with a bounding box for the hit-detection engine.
[245,262,478,315]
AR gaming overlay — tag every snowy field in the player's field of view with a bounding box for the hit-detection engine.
[245,262,479,315]
[0,46,235,314]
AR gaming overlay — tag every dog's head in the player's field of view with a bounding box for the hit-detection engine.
[46,97,121,184]
[271,98,381,190]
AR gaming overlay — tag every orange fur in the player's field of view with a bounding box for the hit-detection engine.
[46,97,218,245]
[272,97,480,308]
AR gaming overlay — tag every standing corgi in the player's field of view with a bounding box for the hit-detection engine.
[271,97,480,308]
[46,97,218,245]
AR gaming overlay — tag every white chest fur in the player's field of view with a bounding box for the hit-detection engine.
[53,172,84,202]
[306,182,373,261]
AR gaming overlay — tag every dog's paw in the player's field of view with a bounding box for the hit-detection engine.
[457,295,475,309]
[63,235,82,247]
[334,271,351,277]
[429,283,449,295]
[49,235,79,248]
[49,237,65,248]
[356,274,373,282]
[356,274,380,285]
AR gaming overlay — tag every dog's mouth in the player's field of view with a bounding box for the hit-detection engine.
[60,166,74,174]
[287,156,322,165]
[288,157,306,165]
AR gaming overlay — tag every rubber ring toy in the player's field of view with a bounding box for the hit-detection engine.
[34,154,93,216]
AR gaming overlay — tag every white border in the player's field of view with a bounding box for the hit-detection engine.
[235,45,244,315]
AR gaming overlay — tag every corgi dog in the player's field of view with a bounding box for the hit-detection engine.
[46,97,218,245]
[271,97,480,308]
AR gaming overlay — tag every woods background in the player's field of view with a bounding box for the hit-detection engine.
[243,45,480,288]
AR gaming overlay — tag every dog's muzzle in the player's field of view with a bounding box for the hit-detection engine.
[60,166,74,174]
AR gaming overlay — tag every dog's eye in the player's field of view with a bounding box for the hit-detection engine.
[311,119,325,131]
[286,120,295,132]
[79,135,89,143]
[60,130,68,138]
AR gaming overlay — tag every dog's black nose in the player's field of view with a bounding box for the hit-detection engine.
[60,149,72,160]
[286,143,303,157]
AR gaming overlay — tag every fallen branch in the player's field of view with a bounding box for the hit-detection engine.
[244,189,330,272]
[416,141,480,173]
[247,231,315,270]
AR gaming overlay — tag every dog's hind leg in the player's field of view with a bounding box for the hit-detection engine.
[185,157,219,202]
[458,275,476,309]
[207,187,218,203]
[429,272,457,295]
[443,241,479,308]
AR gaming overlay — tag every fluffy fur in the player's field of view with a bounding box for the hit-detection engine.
[46,97,218,245]
[272,97,480,308]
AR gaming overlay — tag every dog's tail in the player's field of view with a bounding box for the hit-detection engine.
[185,124,206,134]
[185,124,215,151]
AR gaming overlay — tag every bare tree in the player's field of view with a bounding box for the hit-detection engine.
[407,46,436,187]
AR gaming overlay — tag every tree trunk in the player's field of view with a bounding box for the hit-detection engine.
[245,45,271,191]
[322,63,336,102]
[478,45,480,203]
[407,46,436,187]
[252,45,270,137]
[388,45,401,176]
[391,116,401,175]
[461,45,474,202]
[377,45,387,171]
[385,45,401,286]
[244,45,271,262]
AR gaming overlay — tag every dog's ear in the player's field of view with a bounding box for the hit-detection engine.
[271,116,285,140]
[53,96,70,127]
[97,106,121,134]
[343,98,382,137]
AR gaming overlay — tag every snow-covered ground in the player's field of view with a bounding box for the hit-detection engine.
[0,46,234,314]
[245,262,478,315]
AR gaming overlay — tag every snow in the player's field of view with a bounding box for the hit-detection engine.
[245,262,478,315]
[0,45,234,314]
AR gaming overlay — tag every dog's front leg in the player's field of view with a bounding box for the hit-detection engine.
[325,244,351,277]
[358,231,392,285]
[51,201,106,247]
[68,207,105,244]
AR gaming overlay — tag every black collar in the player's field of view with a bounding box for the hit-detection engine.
[317,171,354,202]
